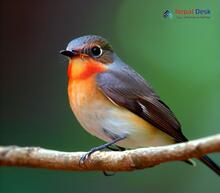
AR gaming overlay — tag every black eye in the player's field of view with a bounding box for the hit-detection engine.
[91,46,102,57]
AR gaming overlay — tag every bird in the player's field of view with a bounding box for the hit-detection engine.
[60,35,220,175]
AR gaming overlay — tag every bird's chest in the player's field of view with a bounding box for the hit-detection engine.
[68,76,111,134]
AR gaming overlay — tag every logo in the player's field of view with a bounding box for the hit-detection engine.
[163,8,211,19]
[163,10,173,19]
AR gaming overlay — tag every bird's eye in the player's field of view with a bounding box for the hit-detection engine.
[91,46,102,57]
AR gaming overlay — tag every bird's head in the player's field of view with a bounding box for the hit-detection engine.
[60,35,114,80]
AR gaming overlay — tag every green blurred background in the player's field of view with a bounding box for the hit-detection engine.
[1,0,220,192]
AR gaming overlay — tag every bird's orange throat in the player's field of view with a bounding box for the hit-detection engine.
[67,57,107,81]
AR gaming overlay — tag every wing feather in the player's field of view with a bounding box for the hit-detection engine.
[96,63,187,142]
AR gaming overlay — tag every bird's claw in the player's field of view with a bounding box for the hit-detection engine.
[79,152,91,166]
[103,171,115,176]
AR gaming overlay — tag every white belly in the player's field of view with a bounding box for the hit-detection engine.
[78,101,173,148]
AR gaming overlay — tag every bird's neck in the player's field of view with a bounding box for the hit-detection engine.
[67,57,107,81]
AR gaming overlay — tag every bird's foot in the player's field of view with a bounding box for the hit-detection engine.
[79,136,126,166]
[79,148,96,166]
[107,145,126,151]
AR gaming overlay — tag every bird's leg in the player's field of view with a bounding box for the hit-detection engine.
[79,136,126,165]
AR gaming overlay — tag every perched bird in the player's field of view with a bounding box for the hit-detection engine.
[60,35,220,175]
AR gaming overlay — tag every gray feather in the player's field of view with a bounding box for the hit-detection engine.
[96,56,187,142]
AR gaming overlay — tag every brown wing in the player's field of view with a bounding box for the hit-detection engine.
[96,63,188,142]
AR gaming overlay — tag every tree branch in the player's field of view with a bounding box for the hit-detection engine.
[0,134,220,172]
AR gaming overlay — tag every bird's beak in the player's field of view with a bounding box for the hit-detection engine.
[60,50,78,58]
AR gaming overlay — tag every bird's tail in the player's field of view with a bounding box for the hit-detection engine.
[199,155,220,176]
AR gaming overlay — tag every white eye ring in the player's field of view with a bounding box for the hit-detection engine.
[91,45,103,57]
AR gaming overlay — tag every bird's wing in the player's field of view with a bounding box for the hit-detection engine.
[96,63,187,142]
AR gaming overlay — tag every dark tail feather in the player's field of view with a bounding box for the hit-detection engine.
[199,155,220,176]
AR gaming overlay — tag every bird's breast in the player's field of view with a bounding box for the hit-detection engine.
[68,75,113,139]
[68,75,110,112]
[68,75,174,148]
